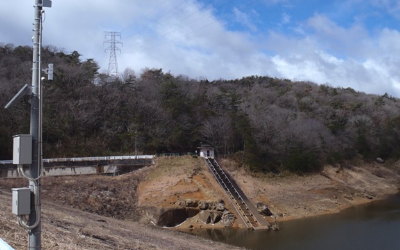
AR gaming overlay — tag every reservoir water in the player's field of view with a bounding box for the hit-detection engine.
[186,193,400,250]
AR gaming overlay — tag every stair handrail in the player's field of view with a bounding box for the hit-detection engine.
[211,159,261,227]
[204,158,252,228]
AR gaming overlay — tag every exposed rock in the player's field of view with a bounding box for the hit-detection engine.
[178,200,186,207]
[216,202,225,211]
[178,199,199,208]
[198,200,208,210]
[221,211,235,227]
[185,199,198,207]
[363,193,374,200]
[207,200,217,210]
[198,210,211,224]
[344,194,353,200]
[376,158,385,164]
[256,202,272,216]
[210,211,222,224]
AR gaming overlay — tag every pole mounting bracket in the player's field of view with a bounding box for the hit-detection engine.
[4,84,32,109]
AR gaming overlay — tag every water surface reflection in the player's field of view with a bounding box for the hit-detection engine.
[185,194,400,250]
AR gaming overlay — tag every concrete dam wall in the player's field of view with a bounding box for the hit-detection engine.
[0,155,155,178]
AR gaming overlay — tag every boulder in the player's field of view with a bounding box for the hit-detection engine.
[256,202,272,216]
[198,200,208,210]
[221,211,235,227]
[216,202,225,211]
[184,199,198,208]
[207,200,217,210]
[210,211,222,224]
[344,194,353,200]
[199,210,211,224]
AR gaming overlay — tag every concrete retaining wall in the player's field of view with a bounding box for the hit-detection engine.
[0,155,155,178]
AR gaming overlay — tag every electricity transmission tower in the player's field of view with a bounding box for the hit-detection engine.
[104,31,123,76]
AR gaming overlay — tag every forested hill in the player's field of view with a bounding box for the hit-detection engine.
[1,44,400,173]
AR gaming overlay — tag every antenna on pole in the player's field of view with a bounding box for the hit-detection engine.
[104,31,123,76]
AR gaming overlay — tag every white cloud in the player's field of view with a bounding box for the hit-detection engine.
[281,12,291,25]
[263,13,400,96]
[2,1,400,97]
[370,0,400,19]
[233,7,258,32]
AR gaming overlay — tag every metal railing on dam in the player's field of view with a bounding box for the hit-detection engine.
[0,155,155,178]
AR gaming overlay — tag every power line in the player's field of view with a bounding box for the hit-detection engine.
[104,31,123,76]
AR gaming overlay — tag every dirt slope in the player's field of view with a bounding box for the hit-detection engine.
[0,190,245,250]
[136,156,243,228]
[220,159,400,221]
[0,156,399,249]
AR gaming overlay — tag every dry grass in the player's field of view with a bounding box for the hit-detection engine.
[145,156,202,181]
[0,169,242,250]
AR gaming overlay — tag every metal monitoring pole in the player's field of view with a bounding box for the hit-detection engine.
[29,1,41,249]
[29,1,51,249]
[5,1,51,249]
[104,31,123,76]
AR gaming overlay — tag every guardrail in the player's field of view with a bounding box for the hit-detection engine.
[204,158,250,228]
[211,159,261,227]
[204,158,271,230]
[42,155,155,163]
[204,158,259,228]
[0,155,156,178]
[0,155,155,165]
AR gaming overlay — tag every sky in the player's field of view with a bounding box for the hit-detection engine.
[1,0,400,97]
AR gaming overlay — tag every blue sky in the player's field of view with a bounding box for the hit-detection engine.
[1,0,400,97]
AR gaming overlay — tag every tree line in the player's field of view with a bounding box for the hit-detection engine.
[1,43,400,173]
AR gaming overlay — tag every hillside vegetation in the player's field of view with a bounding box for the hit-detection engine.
[2,43,400,173]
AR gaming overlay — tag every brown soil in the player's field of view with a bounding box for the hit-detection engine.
[0,160,243,250]
[1,156,399,249]
[220,158,400,221]
[137,156,242,228]
[0,190,243,250]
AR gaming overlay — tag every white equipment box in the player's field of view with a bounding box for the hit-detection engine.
[12,188,31,216]
[13,134,32,165]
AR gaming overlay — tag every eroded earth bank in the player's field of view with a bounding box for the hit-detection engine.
[1,156,399,249]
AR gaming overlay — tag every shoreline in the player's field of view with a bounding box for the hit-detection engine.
[221,162,400,226]
[277,187,400,223]
[173,187,400,231]
[136,157,400,231]
[170,160,400,230]
[1,156,399,249]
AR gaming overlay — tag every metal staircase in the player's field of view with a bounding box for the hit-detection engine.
[204,158,270,230]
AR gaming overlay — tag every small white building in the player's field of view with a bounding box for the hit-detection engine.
[198,145,214,159]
